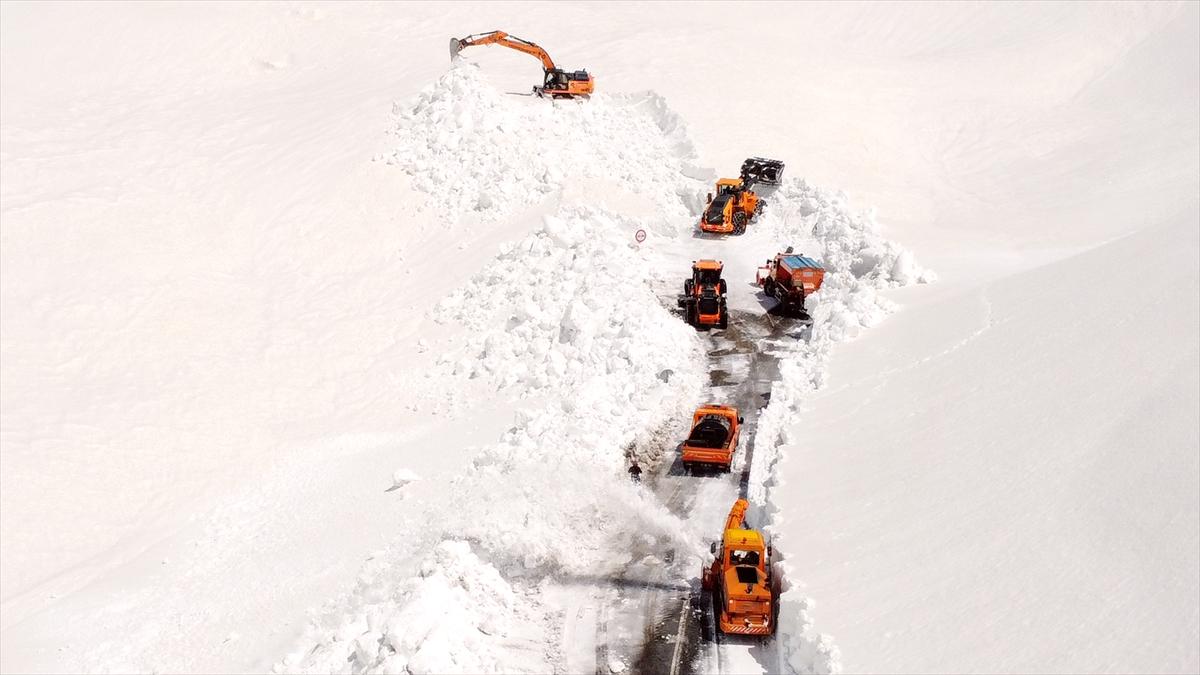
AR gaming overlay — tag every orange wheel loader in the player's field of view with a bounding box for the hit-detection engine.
[699,178,762,235]
[677,260,729,329]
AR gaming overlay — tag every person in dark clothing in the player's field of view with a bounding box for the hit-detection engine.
[628,460,643,484]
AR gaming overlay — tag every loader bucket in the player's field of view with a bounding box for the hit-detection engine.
[449,38,464,60]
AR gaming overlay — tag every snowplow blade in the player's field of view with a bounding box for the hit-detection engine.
[741,157,785,186]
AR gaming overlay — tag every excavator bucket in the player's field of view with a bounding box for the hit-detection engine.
[449,37,464,60]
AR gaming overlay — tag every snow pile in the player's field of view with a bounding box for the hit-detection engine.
[777,596,842,675]
[280,541,518,674]
[282,207,708,672]
[436,206,708,573]
[758,179,935,340]
[383,62,703,223]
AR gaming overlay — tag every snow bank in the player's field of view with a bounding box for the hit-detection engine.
[435,207,708,574]
[382,62,704,223]
[280,541,517,674]
[282,207,708,672]
[740,179,933,673]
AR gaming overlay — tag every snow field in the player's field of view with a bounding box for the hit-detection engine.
[2,3,1193,674]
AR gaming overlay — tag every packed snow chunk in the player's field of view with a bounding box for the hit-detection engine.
[778,593,843,675]
[388,468,421,491]
[383,62,705,223]
[282,541,516,674]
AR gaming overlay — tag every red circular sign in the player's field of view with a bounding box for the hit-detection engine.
[635,229,647,243]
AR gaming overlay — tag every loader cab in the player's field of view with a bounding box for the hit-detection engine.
[721,530,767,574]
[705,193,733,225]
[692,261,723,287]
[716,178,744,195]
[695,268,721,285]
[729,548,761,567]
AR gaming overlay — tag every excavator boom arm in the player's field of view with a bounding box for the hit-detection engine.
[454,30,556,72]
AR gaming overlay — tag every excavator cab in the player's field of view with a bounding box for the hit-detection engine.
[541,68,593,98]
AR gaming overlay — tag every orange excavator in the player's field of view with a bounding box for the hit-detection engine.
[450,31,594,98]
[702,499,779,637]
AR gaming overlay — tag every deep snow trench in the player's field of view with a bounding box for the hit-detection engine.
[281,63,931,675]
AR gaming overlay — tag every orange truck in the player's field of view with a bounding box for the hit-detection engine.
[677,260,729,329]
[702,498,778,636]
[699,178,761,235]
[756,249,825,317]
[681,405,742,472]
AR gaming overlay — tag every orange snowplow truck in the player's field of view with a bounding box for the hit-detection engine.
[681,404,742,472]
[699,178,761,235]
[757,248,825,317]
[450,31,594,98]
[702,499,778,636]
[677,260,728,329]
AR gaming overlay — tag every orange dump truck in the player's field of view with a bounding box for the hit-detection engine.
[756,250,825,317]
[681,404,742,472]
[702,498,777,636]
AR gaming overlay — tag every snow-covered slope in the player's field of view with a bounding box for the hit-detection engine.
[2,2,1196,674]
[764,4,1200,673]
[774,211,1199,673]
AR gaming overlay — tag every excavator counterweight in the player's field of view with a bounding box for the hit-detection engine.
[450,30,594,98]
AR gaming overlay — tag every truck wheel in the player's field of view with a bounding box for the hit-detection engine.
[733,212,747,235]
[686,305,697,326]
[763,278,776,298]
[719,309,728,329]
